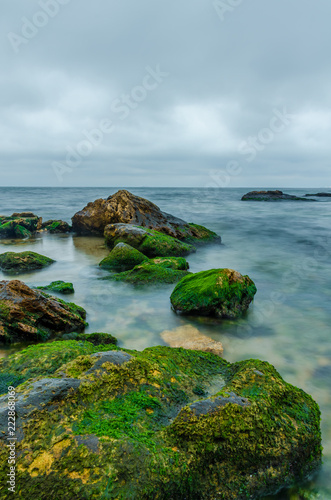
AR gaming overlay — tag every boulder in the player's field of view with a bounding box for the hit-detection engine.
[170,268,257,318]
[105,257,190,285]
[0,212,42,239]
[161,325,223,356]
[72,189,220,242]
[305,192,331,197]
[41,220,72,233]
[0,251,55,274]
[99,242,148,271]
[241,190,312,201]
[0,342,322,499]
[36,281,75,295]
[0,280,87,343]
[104,224,195,257]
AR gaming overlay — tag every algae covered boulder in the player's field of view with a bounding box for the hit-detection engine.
[99,242,148,271]
[171,268,257,318]
[0,212,42,239]
[72,189,220,243]
[105,257,190,285]
[0,280,87,343]
[0,251,55,274]
[36,281,75,295]
[0,342,321,499]
[104,223,195,257]
[41,220,72,234]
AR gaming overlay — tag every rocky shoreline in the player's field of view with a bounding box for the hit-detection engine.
[0,190,323,499]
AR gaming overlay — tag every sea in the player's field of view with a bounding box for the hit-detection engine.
[0,186,330,499]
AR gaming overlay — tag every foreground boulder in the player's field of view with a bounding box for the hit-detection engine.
[242,190,311,201]
[105,257,190,285]
[72,189,220,242]
[104,224,195,257]
[41,220,72,233]
[0,251,55,274]
[99,242,148,271]
[36,281,75,295]
[0,280,87,343]
[0,212,42,239]
[171,269,257,318]
[0,341,322,499]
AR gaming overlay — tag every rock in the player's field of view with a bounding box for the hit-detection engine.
[241,190,312,201]
[99,242,148,271]
[36,281,75,295]
[104,224,195,257]
[161,325,223,355]
[62,332,118,346]
[41,220,72,233]
[305,192,331,197]
[170,268,257,318]
[104,258,190,285]
[72,189,220,242]
[0,280,87,343]
[0,343,321,499]
[0,213,42,239]
[0,251,55,274]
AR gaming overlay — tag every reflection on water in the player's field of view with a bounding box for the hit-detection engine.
[0,187,331,498]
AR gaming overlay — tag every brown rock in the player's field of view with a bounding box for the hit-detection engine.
[161,325,223,356]
[0,280,87,343]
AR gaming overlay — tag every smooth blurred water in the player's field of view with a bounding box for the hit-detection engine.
[0,187,330,499]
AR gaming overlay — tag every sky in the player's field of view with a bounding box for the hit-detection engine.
[1,0,331,188]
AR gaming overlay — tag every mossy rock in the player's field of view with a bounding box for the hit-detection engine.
[62,332,118,346]
[181,223,221,244]
[171,268,257,318]
[0,251,55,274]
[99,242,148,271]
[36,281,75,295]
[104,258,190,285]
[104,223,196,257]
[0,343,321,499]
[41,220,72,234]
[0,213,41,239]
[0,280,87,343]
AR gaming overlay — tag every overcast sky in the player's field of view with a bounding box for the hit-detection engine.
[1,0,331,188]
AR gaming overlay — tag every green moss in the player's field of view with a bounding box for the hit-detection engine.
[63,332,118,346]
[37,281,75,295]
[181,223,221,244]
[0,251,55,274]
[104,259,190,285]
[171,268,257,318]
[99,243,148,271]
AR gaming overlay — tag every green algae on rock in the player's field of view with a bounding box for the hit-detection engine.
[0,280,87,343]
[180,223,221,244]
[62,332,118,347]
[0,342,321,500]
[104,223,196,257]
[0,251,55,274]
[99,242,148,271]
[41,220,72,234]
[36,281,75,295]
[104,257,190,285]
[170,268,257,318]
[0,212,42,239]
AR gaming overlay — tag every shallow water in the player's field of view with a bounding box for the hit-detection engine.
[0,187,330,498]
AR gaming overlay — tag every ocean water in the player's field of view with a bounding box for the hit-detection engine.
[0,186,331,499]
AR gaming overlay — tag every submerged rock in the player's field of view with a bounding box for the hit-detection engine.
[0,212,42,239]
[161,325,223,356]
[0,251,55,274]
[241,190,311,201]
[170,268,257,318]
[0,341,322,499]
[0,280,87,343]
[99,242,148,271]
[72,189,220,242]
[41,220,72,233]
[104,223,195,257]
[305,192,331,197]
[36,281,75,295]
[104,257,190,285]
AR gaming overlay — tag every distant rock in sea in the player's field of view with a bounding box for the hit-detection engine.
[305,192,331,197]
[241,190,312,201]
